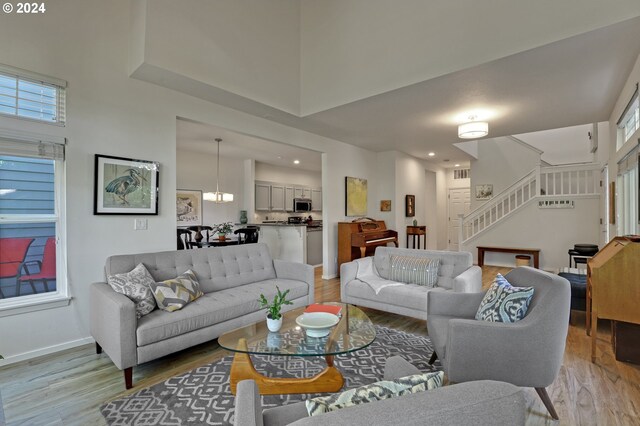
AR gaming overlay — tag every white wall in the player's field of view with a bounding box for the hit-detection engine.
[470,136,542,210]
[255,162,321,187]
[176,150,245,226]
[0,0,382,362]
[462,198,600,271]
[514,124,596,165]
[424,170,438,249]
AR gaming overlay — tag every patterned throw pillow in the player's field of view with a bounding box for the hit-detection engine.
[475,274,535,323]
[107,263,157,319]
[306,371,444,416]
[389,255,440,287]
[150,270,203,312]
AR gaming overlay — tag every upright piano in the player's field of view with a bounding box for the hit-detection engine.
[338,219,398,276]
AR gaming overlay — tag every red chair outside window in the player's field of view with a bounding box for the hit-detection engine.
[17,237,56,296]
[0,237,35,298]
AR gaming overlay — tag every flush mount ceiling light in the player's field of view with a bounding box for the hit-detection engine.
[427,152,436,157]
[458,116,489,139]
[203,138,234,203]
[293,159,300,165]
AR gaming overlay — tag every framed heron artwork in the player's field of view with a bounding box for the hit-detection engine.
[94,154,159,215]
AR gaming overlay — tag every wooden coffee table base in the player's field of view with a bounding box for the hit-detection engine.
[229,338,345,395]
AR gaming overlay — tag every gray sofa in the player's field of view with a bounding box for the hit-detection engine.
[90,243,314,389]
[234,356,526,426]
[340,247,482,320]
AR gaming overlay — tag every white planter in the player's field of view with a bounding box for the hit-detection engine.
[266,315,282,332]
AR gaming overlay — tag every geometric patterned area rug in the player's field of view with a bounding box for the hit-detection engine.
[101,326,441,425]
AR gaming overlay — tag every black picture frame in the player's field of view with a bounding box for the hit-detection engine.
[405,194,415,217]
[94,154,159,215]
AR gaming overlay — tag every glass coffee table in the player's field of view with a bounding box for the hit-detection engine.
[219,303,376,395]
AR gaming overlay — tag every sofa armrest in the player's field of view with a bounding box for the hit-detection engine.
[383,356,421,380]
[427,291,486,318]
[234,380,264,426]
[453,265,482,292]
[340,257,369,302]
[274,260,315,304]
[90,282,137,370]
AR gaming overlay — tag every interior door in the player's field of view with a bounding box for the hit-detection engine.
[448,188,471,251]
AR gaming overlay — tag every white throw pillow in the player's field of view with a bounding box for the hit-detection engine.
[107,263,157,319]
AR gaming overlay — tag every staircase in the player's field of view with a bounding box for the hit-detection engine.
[459,163,601,245]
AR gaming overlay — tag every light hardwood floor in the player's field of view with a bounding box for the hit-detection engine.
[0,266,638,425]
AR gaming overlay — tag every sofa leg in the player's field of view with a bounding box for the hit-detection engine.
[124,367,133,389]
[95,342,102,354]
[535,387,559,420]
[428,352,438,365]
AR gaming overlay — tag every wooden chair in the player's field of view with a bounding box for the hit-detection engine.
[0,237,35,298]
[177,228,193,250]
[234,227,259,244]
[16,237,56,296]
[188,226,214,244]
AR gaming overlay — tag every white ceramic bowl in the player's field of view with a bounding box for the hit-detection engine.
[296,312,340,337]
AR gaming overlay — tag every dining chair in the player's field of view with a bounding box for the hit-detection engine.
[177,228,193,250]
[16,237,56,296]
[0,237,35,298]
[188,226,214,243]
[234,227,259,244]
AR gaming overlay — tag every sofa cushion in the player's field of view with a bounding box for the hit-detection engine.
[374,247,470,289]
[389,255,440,287]
[106,263,156,319]
[106,243,277,294]
[150,270,203,312]
[136,278,309,346]
[344,279,448,312]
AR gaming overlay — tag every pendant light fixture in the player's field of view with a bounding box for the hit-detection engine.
[203,138,234,203]
[458,115,489,139]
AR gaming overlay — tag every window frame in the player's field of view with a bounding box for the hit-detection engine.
[0,130,69,315]
[617,83,640,151]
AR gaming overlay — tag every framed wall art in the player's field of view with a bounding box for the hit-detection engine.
[475,184,493,200]
[345,176,368,217]
[380,200,391,211]
[94,154,159,215]
[405,194,415,217]
[176,189,202,227]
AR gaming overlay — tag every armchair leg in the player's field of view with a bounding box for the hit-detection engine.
[535,387,559,420]
[428,352,438,365]
[95,342,102,354]
[124,367,133,389]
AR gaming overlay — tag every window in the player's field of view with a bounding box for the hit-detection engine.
[616,145,639,236]
[0,64,66,125]
[0,131,66,305]
[617,83,639,151]
[454,169,470,179]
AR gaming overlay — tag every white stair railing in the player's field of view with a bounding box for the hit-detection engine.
[458,163,601,246]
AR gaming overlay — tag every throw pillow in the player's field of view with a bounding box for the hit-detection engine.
[306,371,444,416]
[150,270,203,312]
[107,263,157,319]
[475,274,535,323]
[389,255,440,287]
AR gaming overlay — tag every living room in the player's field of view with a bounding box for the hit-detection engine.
[1,1,640,425]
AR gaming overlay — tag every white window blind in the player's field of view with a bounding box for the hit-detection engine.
[0,130,65,160]
[617,83,639,148]
[0,64,66,126]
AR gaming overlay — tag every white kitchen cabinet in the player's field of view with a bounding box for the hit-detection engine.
[270,184,285,211]
[294,187,311,199]
[311,188,322,211]
[285,186,295,212]
[255,183,271,211]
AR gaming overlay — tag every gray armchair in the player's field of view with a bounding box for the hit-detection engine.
[234,356,525,426]
[426,266,570,420]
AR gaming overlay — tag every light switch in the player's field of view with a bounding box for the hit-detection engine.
[134,218,148,230]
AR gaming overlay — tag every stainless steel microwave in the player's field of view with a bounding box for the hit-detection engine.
[294,198,312,212]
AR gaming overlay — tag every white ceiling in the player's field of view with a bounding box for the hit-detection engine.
[176,118,323,171]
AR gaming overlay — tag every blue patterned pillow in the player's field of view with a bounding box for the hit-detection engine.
[475,274,534,323]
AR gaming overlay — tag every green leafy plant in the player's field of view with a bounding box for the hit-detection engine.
[258,286,293,320]
[214,222,234,235]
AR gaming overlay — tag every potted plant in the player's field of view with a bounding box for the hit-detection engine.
[214,222,234,241]
[258,286,293,332]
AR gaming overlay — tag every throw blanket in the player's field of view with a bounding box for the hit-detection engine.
[355,257,404,294]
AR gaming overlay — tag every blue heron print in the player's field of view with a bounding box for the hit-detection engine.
[105,168,148,205]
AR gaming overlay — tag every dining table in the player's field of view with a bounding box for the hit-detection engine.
[189,237,240,248]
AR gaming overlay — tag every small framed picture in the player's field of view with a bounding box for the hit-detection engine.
[94,154,159,215]
[405,195,415,217]
[475,184,493,200]
[177,189,203,227]
[380,200,391,211]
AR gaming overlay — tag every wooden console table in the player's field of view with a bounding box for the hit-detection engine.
[477,246,540,268]
[406,226,427,249]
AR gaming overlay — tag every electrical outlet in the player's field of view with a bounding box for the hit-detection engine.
[134,218,148,230]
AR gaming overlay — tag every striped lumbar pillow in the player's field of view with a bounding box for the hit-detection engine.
[389,255,440,287]
[150,270,203,312]
[475,274,534,323]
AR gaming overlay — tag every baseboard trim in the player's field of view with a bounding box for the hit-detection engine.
[0,336,94,366]
[322,273,337,280]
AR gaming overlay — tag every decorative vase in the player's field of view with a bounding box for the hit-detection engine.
[266,314,282,332]
[240,210,248,224]
[218,233,226,241]
[413,219,418,226]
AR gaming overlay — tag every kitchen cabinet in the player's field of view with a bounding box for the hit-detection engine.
[255,183,271,211]
[270,185,285,211]
[311,188,322,211]
[285,186,295,212]
[295,187,311,199]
